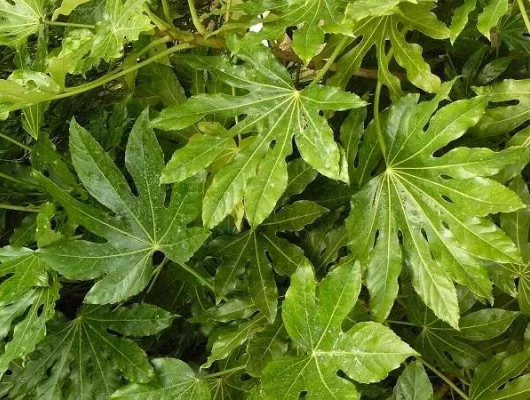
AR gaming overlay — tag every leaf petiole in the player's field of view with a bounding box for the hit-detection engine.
[202,365,247,379]
[40,19,96,29]
[419,358,469,400]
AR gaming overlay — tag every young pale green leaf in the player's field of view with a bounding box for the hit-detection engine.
[331,2,449,95]
[112,358,210,400]
[238,0,350,64]
[153,37,365,228]
[262,258,415,399]
[37,111,209,304]
[347,82,525,328]
[0,70,60,119]
[469,348,530,399]
[160,123,234,184]
[473,79,530,137]
[0,0,45,47]
[8,304,174,399]
[0,251,59,377]
[449,0,477,43]
[52,0,91,20]
[210,200,327,321]
[394,361,433,400]
[47,0,152,77]
[477,0,510,40]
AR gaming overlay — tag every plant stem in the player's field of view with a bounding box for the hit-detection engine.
[309,36,349,87]
[41,20,95,29]
[147,257,169,293]
[178,262,214,291]
[51,43,193,101]
[0,203,40,213]
[135,35,173,59]
[203,365,247,379]
[0,131,32,152]
[161,0,174,26]
[188,0,209,37]
[517,0,530,36]
[224,0,232,21]
[419,358,469,400]
[374,80,388,158]
[387,320,419,327]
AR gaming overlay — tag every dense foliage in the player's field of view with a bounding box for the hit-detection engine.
[2,0,530,398]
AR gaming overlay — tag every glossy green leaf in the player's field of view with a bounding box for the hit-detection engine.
[330,2,449,95]
[470,347,530,399]
[0,0,45,47]
[8,304,174,399]
[407,297,518,376]
[394,361,433,400]
[0,251,59,377]
[0,70,60,119]
[211,200,327,322]
[262,259,415,399]
[477,0,510,40]
[473,79,530,137]
[347,82,525,327]
[38,111,209,304]
[239,0,349,64]
[153,37,365,228]
[112,358,210,400]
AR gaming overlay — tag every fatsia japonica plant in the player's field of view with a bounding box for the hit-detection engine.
[4,0,530,399]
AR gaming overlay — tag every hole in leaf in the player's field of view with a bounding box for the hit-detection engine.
[299,391,308,399]
[420,228,428,242]
[373,229,380,247]
[440,174,453,180]
[397,230,404,245]
[441,195,453,203]
[153,251,165,265]
[442,221,450,230]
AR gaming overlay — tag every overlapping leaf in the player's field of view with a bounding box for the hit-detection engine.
[330,1,450,96]
[0,0,45,47]
[238,0,350,64]
[112,358,210,400]
[0,249,59,376]
[210,200,327,323]
[153,36,365,229]
[498,176,530,314]
[8,304,174,399]
[262,259,415,399]
[0,70,60,120]
[346,81,526,327]
[450,0,510,42]
[37,111,209,304]
[473,79,530,137]
[47,0,152,77]
[406,295,519,376]
[469,333,530,399]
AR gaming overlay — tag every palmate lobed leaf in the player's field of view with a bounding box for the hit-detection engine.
[237,0,351,64]
[406,294,519,376]
[0,0,45,47]
[36,110,210,304]
[0,249,59,377]
[8,303,174,399]
[210,200,328,323]
[262,258,416,399]
[346,81,527,328]
[112,358,210,400]
[330,1,450,97]
[153,36,365,229]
